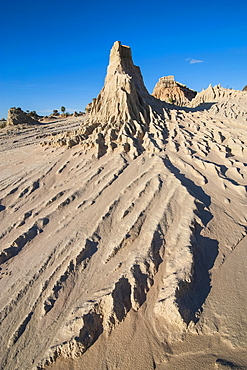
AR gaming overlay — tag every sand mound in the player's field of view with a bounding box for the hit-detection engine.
[0,42,247,370]
[152,75,197,106]
[191,84,247,121]
[6,107,40,126]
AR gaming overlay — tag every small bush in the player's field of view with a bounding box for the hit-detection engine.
[168,97,175,104]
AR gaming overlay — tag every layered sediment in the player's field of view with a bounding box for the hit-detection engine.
[152,75,197,106]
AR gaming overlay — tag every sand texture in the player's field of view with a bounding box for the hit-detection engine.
[0,42,247,370]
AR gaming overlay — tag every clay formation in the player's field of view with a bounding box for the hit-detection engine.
[152,75,197,106]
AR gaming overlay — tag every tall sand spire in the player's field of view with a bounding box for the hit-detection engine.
[88,41,154,127]
[46,41,169,157]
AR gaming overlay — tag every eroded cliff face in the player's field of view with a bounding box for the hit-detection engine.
[152,76,197,106]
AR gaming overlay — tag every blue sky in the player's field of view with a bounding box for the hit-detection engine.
[1,0,247,118]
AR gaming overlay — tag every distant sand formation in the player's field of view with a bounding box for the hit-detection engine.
[152,75,197,106]
[6,107,40,126]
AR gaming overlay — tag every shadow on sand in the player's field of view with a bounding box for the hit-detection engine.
[163,156,218,324]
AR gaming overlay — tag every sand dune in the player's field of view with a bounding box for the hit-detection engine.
[0,42,246,369]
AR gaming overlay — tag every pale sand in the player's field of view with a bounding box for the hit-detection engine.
[0,42,247,369]
[0,104,246,369]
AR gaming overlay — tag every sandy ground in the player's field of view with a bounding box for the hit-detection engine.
[0,97,246,370]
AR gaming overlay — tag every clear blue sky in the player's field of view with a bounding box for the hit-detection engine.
[1,0,247,118]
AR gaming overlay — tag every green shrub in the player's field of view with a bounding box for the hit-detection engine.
[168,97,175,104]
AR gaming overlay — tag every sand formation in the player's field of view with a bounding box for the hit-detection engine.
[0,41,247,370]
[44,41,172,158]
[152,75,197,106]
[6,107,40,126]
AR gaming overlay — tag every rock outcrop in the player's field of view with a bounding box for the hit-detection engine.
[243,85,247,92]
[6,108,39,126]
[152,75,197,106]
